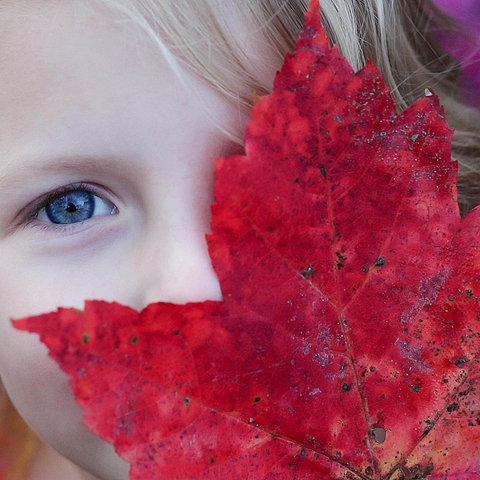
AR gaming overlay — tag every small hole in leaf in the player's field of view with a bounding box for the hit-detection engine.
[301,265,313,278]
[300,449,306,457]
[400,465,413,478]
[130,336,139,345]
[82,334,90,344]
[372,427,386,444]
[174,330,181,336]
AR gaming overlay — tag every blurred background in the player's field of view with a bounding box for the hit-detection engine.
[434,0,480,108]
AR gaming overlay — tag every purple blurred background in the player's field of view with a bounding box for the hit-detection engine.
[433,0,480,108]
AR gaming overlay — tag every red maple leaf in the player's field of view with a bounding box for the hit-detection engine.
[12,0,480,478]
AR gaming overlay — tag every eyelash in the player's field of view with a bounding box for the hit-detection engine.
[22,182,113,235]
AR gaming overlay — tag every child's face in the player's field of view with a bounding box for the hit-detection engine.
[0,1,280,478]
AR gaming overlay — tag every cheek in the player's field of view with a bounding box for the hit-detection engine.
[0,259,79,441]
[0,266,131,479]
[0,245,106,441]
[0,328,69,433]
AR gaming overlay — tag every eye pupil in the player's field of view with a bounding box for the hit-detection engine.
[66,202,77,213]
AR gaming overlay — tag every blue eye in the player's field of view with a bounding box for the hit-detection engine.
[44,189,96,224]
[24,182,117,233]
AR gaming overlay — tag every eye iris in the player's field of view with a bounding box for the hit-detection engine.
[45,190,95,224]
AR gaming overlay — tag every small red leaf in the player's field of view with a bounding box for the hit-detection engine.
[13,0,480,478]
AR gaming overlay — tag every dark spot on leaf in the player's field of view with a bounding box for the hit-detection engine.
[336,251,347,269]
[300,449,306,457]
[459,386,474,397]
[374,256,386,267]
[362,267,367,272]
[130,336,139,345]
[295,177,299,182]
[320,166,326,177]
[325,130,330,135]
[455,356,467,367]
[268,226,273,232]
[446,402,459,412]
[410,384,420,393]
[173,330,181,336]
[466,289,473,299]
[381,393,386,399]
[184,397,190,407]
[254,397,261,403]
[210,458,215,464]
[372,427,386,444]
[341,382,350,391]
[82,334,90,344]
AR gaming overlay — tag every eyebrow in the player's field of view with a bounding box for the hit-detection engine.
[0,154,124,191]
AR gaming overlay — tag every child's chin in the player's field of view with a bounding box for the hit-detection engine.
[50,423,131,480]
[2,364,128,480]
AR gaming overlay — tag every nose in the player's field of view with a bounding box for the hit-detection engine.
[135,230,223,310]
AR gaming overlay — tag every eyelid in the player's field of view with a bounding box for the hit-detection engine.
[19,182,118,234]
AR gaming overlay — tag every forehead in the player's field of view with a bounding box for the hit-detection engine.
[0,1,255,169]
[0,1,180,149]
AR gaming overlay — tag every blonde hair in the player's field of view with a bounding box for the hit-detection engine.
[14,0,480,213]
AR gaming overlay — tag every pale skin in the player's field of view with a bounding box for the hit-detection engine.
[0,1,282,479]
